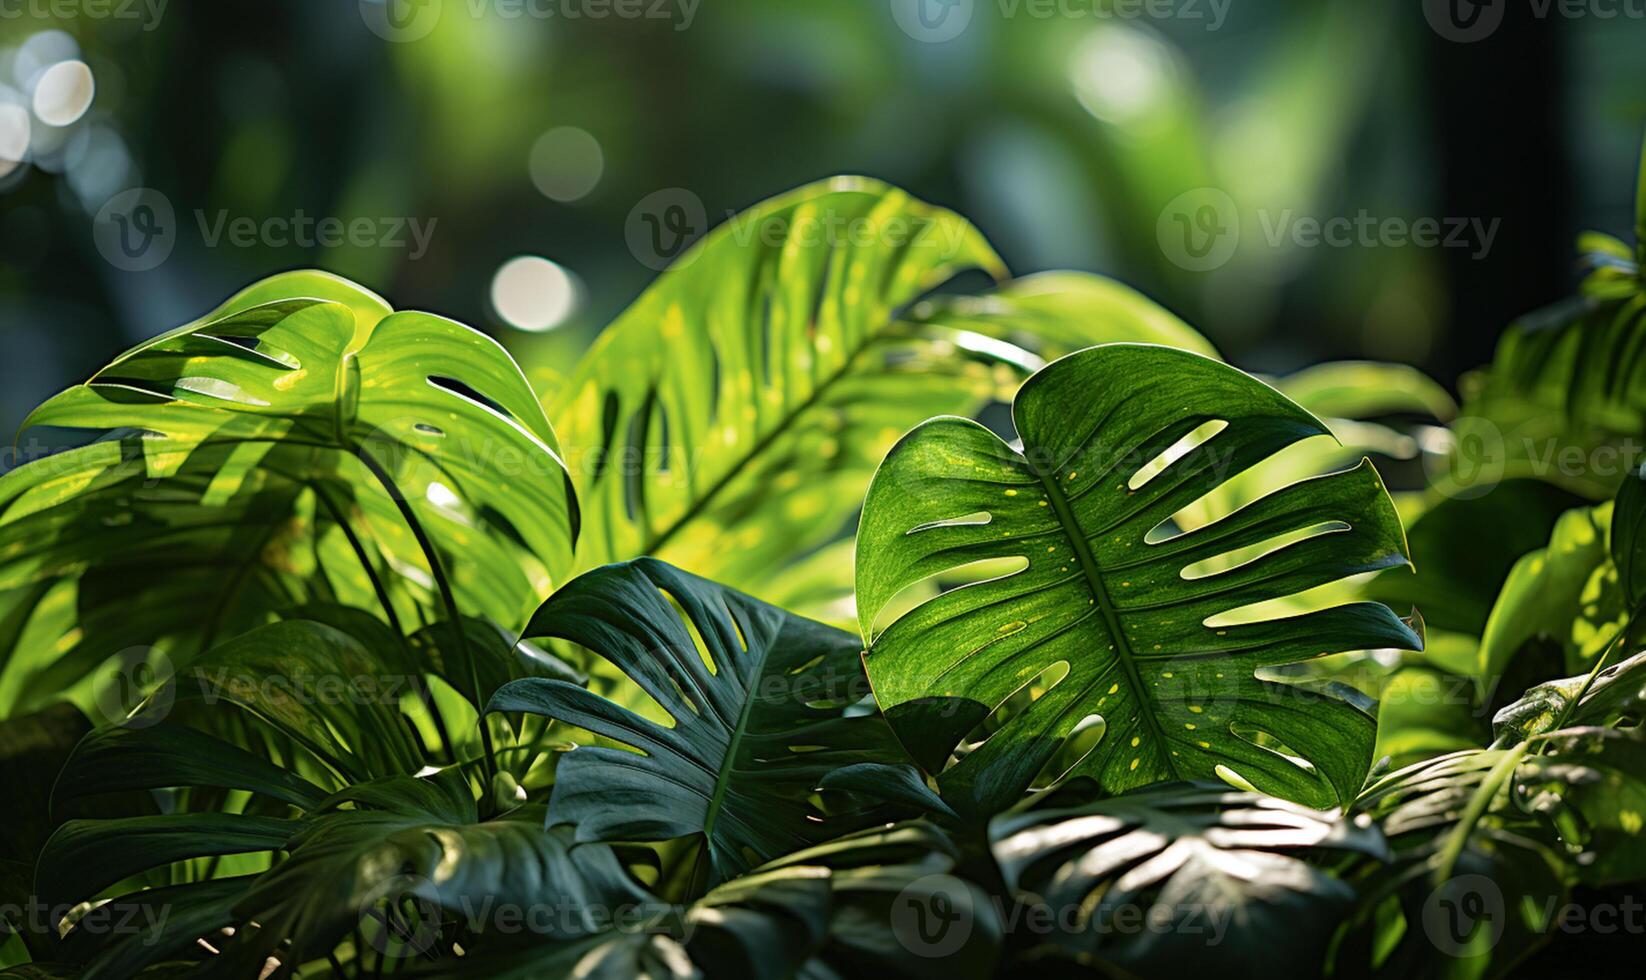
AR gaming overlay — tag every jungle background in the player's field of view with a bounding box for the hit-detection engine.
[1,0,1644,453]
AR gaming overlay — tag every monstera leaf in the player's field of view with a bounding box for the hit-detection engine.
[488,558,903,883]
[855,344,1422,818]
[991,783,1387,978]
[1337,650,1646,978]
[551,179,1215,610]
[1476,460,1646,689]
[39,724,641,979]
[1178,359,1456,533]
[418,823,1000,980]
[1476,502,1626,683]
[1444,160,1646,503]
[0,271,579,712]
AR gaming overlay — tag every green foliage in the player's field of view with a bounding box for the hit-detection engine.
[855,344,1418,817]
[488,558,903,883]
[4,165,1646,980]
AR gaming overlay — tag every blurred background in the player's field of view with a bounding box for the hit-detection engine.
[1,0,1643,453]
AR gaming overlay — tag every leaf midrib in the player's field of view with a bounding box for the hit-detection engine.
[1035,464,1179,779]
[638,326,892,559]
[698,620,775,854]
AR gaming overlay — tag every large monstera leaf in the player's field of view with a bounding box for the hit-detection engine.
[487,558,902,883]
[550,179,1215,610]
[855,344,1422,817]
[991,783,1387,978]
[0,271,578,708]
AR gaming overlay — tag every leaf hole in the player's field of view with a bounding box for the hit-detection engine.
[906,511,992,535]
[1179,520,1350,580]
[1127,419,1228,491]
[867,555,1030,640]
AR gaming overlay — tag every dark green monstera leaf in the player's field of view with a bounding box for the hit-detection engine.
[1336,651,1646,978]
[417,822,1000,980]
[488,558,903,883]
[38,727,641,980]
[855,344,1422,817]
[991,783,1387,978]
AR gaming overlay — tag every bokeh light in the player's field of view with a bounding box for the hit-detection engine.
[490,256,579,333]
[1069,28,1173,127]
[0,101,29,180]
[32,60,94,128]
[528,126,604,203]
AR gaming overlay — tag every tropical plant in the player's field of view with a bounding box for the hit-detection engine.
[3,151,1646,980]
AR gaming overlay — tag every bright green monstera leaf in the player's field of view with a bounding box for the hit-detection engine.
[550,179,1217,615]
[855,344,1422,817]
[0,271,578,712]
[487,558,904,884]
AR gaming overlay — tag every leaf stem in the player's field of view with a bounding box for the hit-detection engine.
[1433,740,1528,884]
[355,446,497,783]
[315,484,458,766]
[1539,619,1628,746]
